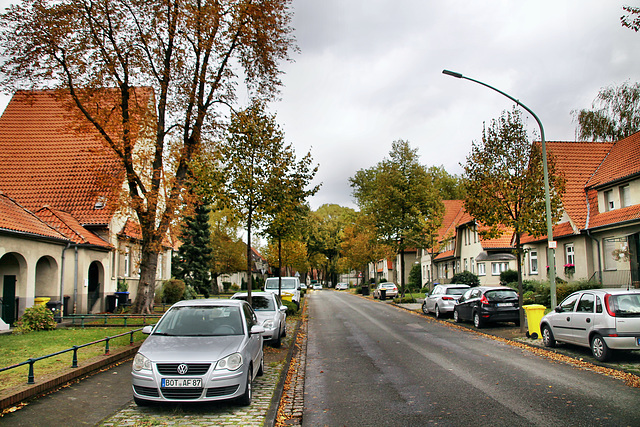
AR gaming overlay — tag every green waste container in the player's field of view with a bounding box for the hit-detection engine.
[523,304,546,339]
[34,297,51,307]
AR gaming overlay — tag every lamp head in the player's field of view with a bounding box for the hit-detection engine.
[442,69,463,78]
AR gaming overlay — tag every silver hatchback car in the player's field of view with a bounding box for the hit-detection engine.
[422,284,470,318]
[231,291,287,347]
[539,288,640,361]
[131,299,265,406]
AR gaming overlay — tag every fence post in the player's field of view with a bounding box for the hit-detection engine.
[72,346,79,368]
[129,330,135,345]
[27,359,35,384]
[104,315,108,325]
[105,337,110,355]
[124,316,128,327]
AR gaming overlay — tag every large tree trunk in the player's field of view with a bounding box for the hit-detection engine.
[132,245,159,314]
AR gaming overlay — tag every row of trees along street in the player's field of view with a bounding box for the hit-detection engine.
[1,2,639,313]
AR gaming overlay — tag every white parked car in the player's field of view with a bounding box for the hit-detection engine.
[131,299,264,406]
[232,291,287,347]
[540,288,640,361]
[336,283,348,290]
[264,277,301,309]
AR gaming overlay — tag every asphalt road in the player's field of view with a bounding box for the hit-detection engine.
[304,290,640,426]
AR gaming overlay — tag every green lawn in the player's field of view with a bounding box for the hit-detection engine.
[0,327,146,390]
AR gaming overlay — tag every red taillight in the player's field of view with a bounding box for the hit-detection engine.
[442,296,454,300]
[480,295,489,305]
[604,293,616,317]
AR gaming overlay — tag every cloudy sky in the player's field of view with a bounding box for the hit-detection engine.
[1,1,638,211]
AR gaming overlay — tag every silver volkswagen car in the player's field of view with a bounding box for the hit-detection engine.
[422,284,470,318]
[131,299,265,406]
[540,288,640,361]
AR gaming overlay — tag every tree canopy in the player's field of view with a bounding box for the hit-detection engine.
[350,140,443,295]
[0,0,296,312]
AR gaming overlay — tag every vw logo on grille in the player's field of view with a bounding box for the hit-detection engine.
[177,364,189,375]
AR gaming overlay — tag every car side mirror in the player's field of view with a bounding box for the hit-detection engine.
[142,325,153,335]
[297,286,301,290]
[279,305,288,312]
[555,306,562,313]
[250,325,265,335]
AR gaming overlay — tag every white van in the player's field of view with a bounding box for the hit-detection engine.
[264,277,301,309]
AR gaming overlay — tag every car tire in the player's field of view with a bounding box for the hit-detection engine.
[282,324,287,337]
[134,397,152,407]
[237,367,253,406]
[257,355,264,377]
[591,334,611,362]
[453,308,461,323]
[422,302,429,315]
[273,330,282,348]
[541,325,556,348]
[434,305,441,319]
[473,311,483,329]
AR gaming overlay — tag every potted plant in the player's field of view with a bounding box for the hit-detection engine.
[564,263,575,278]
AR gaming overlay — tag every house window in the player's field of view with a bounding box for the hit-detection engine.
[604,189,614,211]
[530,250,538,275]
[620,185,631,208]
[478,262,486,276]
[565,244,575,266]
[464,258,468,271]
[491,262,509,275]
[124,247,131,277]
[603,239,616,270]
[470,257,475,274]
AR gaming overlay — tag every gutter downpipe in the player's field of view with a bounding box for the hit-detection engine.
[584,193,603,285]
[59,242,71,321]
[73,246,79,314]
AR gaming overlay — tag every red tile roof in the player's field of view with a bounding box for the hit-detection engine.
[0,192,67,241]
[0,89,145,225]
[437,200,465,241]
[35,206,111,248]
[587,132,640,188]
[545,141,614,230]
[479,225,514,249]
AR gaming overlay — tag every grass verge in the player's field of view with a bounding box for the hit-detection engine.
[0,327,145,390]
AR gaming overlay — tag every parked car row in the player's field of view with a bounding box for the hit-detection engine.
[131,290,291,407]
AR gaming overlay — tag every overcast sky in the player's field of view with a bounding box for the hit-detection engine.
[1,1,638,211]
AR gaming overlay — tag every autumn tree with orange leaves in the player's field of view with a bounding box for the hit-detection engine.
[0,0,296,313]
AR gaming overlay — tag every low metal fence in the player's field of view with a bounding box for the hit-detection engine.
[65,313,162,327]
[0,328,144,384]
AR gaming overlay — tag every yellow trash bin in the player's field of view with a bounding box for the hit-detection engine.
[34,297,51,306]
[523,304,547,339]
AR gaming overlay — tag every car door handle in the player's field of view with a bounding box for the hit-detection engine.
[566,317,571,322]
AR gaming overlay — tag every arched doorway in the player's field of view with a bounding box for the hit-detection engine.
[87,261,103,313]
[1,252,27,325]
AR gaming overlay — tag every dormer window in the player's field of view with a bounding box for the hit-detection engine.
[604,189,614,211]
[620,185,630,208]
[94,196,106,210]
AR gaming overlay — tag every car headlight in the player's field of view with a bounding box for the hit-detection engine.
[215,353,243,371]
[263,319,275,329]
[133,353,152,371]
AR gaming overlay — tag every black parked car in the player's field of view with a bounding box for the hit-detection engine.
[453,286,520,328]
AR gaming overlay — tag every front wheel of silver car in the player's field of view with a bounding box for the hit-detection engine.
[422,302,429,315]
[257,355,264,377]
[591,334,611,362]
[237,368,253,406]
[541,325,556,348]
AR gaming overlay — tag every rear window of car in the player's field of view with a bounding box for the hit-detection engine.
[234,295,275,311]
[265,278,298,289]
[485,290,518,301]
[446,288,468,295]
[610,294,640,317]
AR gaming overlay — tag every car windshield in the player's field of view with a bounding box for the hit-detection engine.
[485,290,518,301]
[610,294,640,317]
[153,305,243,336]
[265,278,297,290]
[446,288,467,296]
[234,295,275,311]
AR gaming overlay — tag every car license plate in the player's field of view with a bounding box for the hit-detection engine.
[497,303,513,307]
[161,378,202,388]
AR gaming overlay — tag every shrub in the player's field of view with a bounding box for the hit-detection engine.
[183,285,198,300]
[393,295,417,303]
[15,304,57,333]
[500,269,518,286]
[282,300,298,316]
[230,283,240,292]
[162,279,185,304]
[222,282,232,292]
[450,271,480,287]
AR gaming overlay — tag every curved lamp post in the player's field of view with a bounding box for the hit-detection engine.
[442,69,557,308]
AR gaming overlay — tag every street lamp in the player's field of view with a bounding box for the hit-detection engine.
[442,69,557,308]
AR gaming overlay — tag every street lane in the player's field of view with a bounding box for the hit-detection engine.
[304,290,640,426]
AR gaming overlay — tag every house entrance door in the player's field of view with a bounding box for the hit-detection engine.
[2,275,16,325]
[629,233,640,288]
[88,262,101,312]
